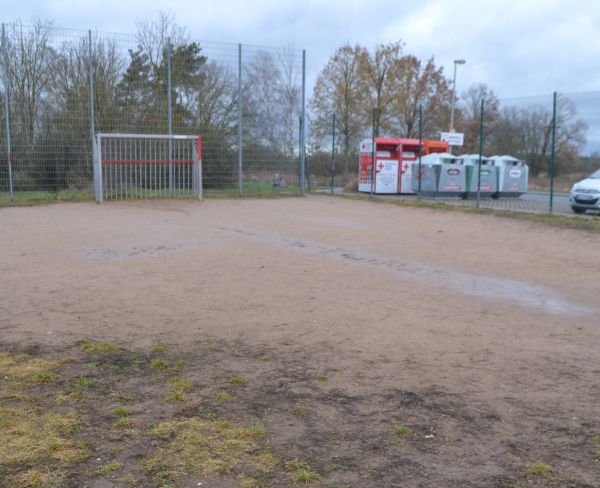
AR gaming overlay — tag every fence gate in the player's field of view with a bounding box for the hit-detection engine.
[93,133,202,203]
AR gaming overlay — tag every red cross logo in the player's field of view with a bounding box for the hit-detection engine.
[402,163,410,171]
[361,143,366,150]
[377,162,385,171]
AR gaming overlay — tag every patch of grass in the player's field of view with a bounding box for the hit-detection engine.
[0,190,92,207]
[143,418,277,485]
[31,371,55,383]
[119,394,135,403]
[314,373,328,382]
[170,377,193,391]
[165,389,187,403]
[393,426,413,438]
[113,418,135,430]
[290,468,320,483]
[215,391,233,403]
[73,375,96,390]
[0,405,88,487]
[245,424,268,437]
[165,377,193,403]
[284,459,310,471]
[229,374,248,386]
[590,435,600,445]
[525,461,552,477]
[323,464,342,473]
[149,359,168,371]
[173,358,187,370]
[0,352,58,385]
[594,449,600,459]
[150,343,168,354]
[331,367,343,373]
[95,461,121,475]
[197,407,220,420]
[291,405,307,417]
[111,406,134,418]
[69,375,97,397]
[284,461,320,483]
[257,354,271,362]
[77,339,121,355]
[119,473,138,485]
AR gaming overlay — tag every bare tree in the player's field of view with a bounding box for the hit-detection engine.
[490,96,586,175]
[1,20,56,142]
[459,83,500,153]
[390,55,452,139]
[357,42,403,135]
[244,48,301,157]
[135,11,188,70]
[310,44,365,178]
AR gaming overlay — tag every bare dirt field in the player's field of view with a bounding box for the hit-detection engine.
[1,195,599,487]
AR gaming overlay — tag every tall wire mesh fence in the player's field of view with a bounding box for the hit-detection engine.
[0,21,306,203]
[308,91,600,216]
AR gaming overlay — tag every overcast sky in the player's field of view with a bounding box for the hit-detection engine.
[5,0,600,151]
[5,0,600,99]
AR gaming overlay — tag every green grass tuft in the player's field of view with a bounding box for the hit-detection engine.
[111,406,134,418]
[150,343,168,354]
[291,405,307,417]
[95,461,121,475]
[525,461,552,476]
[149,359,168,370]
[290,468,320,483]
[215,391,232,403]
[393,426,413,438]
[228,374,248,386]
[77,340,121,355]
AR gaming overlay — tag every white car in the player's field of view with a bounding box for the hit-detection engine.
[570,169,600,214]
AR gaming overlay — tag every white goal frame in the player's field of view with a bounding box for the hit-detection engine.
[92,133,203,203]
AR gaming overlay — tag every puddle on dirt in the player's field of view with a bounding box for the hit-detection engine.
[219,225,597,317]
[322,246,595,317]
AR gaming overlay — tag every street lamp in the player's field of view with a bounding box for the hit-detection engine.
[449,59,466,133]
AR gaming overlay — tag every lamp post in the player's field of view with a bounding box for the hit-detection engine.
[449,59,466,154]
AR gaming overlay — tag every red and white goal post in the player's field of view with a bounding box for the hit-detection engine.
[92,133,203,203]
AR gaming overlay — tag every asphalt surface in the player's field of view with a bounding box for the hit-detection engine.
[318,188,600,218]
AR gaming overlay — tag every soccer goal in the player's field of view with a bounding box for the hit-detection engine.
[93,133,202,203]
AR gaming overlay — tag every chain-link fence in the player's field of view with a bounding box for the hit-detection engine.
[0,21,306,203]
[308,91,600,216]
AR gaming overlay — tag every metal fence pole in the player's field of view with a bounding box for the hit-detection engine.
[88,30,97,202]
[300,49,306,195]
[476,98,484,208]
[167,37,173,197]
[2,23,13,201]
[370,108,376,196]
[549,91,557,214]
[417,105,424,198]
[330,112,336,193]
[298,116,302,190]
[237,43,243,196]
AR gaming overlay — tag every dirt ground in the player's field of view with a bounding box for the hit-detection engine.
[1,195,599,487]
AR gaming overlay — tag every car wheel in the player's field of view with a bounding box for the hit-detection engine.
[572,207,586,214]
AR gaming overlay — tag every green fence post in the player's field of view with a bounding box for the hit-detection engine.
[476,98,485,208]
[370,109,376,196]
[549,92,557,214]
[330,113,336,193]
[418,104,423,197]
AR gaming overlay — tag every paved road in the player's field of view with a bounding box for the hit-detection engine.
[521,191,570,204]
[317,188,600,218]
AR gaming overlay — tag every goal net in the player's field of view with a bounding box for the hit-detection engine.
[92,133,202,203]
